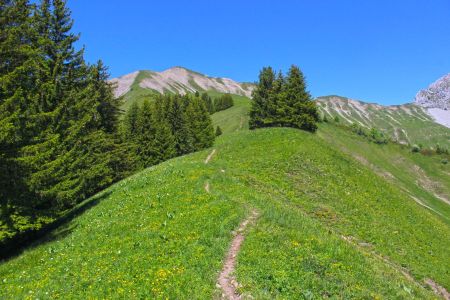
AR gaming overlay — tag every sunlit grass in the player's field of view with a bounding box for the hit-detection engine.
[1,127,448,298]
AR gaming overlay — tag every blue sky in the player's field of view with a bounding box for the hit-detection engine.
[69,0,450,105]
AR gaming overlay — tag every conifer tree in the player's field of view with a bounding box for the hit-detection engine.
[135,100,156,167]
[249,67,275,129]
[201,92,214,114]
[282,65,319,131]
[0,0,39,221]
[124,101,140,138]
[249,65,318,132]
[213,94,234,112]
[166,95,194,155]
[152,98,176,163]
[186,95,215,150]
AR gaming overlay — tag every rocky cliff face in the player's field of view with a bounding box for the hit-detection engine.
[414,74,450,110]
[414,74,450,128]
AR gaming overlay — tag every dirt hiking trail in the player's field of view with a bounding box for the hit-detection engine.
[205,149,216,164]
[217,210,259,300]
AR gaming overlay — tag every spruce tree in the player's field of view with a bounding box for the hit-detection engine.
[124,101,140,138]
[135,100,156,167]
[249,67,275,129]
[152,98,176,163]
[249,65,318,132]
[186,95,215,150]
[283,65,319,131]
[201,92,214,114]
[166,95,193,155]
[0,0,39,226]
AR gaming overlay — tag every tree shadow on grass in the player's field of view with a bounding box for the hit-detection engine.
[0,190,112,262]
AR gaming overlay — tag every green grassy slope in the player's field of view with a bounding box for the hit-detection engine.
[317,95,450,148]
[1,128,448,299]
[319,123,450,224]
[210,92,251,134]
[120,71,159,111]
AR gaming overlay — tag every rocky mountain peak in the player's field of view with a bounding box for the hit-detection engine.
[414,73,450,110]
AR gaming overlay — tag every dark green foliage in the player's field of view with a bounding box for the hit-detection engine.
[123,101,140,136]
[369,128,388,144]
[215,126,223,136]
[411,144,421,153]
[249,67,275,129]
[122,93,214,169]
[135,100,157,167]
[213,94,234,112]
[165,95,194,155]
[186,95,215,150]
[350,124,388,145]
[0,0,133,243]
[334,115,340,123]
[201,92,214,114]
[0,0,38,215]
[151,98,176,163]
[132,100,176,168]
[249,65,319,132]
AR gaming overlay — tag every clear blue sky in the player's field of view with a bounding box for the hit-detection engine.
[68,0,450,105]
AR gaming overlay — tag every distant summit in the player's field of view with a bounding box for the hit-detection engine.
[414,73,450,110]
[414,74,450,128]
[110,67,255,98]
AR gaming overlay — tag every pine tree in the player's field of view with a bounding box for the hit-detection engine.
[0,0,39,226]
[249,67,275,129]
[124,101,140,138]
[213,94,234,112]
[186,95,215,150]
[283,65,319,131]
[152,98,176,163]
[166,95,193,155]
[201,92,214,114]
[20,0,132,209]
[249,65,318,132]
[135,100,157,167]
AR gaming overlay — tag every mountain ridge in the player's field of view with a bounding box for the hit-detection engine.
[316,95,450,147]
[110,67,255,98]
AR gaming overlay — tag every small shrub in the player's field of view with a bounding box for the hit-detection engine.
[442,158,448,165]
[215,126,223,136]
[369,128,388,144]
[411,144,420,153]
[420,148,434,156]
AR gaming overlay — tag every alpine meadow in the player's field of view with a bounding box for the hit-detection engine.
[1,1,450,299]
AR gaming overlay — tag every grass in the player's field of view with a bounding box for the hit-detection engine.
[120,71,159,112]
[1,127,448,299]
[318,123,450,224]
[210,92,251,134]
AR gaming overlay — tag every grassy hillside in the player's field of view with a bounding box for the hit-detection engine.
[1,127,448,299]
[319,123,450,224]
[317,95,450,148]
[210,92,251,134]
[120,71,159,111]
